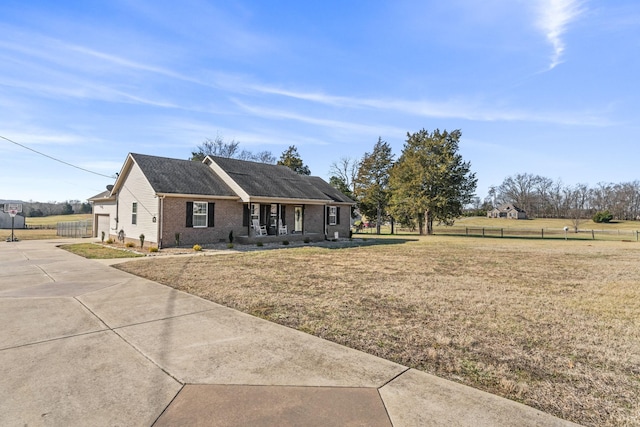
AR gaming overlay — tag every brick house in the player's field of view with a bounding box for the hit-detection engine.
[89,153,354,247]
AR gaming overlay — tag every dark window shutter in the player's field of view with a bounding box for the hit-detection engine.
[186,202,193,228]
[281,206,286,225]
[326,207,330,225]
[336,207,341,224]
[207,202,215,227]
[243,204,249,227]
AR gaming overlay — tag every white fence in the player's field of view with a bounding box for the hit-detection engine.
[57,220,92,238]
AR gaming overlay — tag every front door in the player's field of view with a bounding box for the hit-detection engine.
[294,206,303,233]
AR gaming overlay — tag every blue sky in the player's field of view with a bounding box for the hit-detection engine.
[1,0,638,203]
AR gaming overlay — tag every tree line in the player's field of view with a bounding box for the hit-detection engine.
[14,200,92,217]
[485,174,640,223]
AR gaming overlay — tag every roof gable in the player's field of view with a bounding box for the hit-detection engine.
[127,153,237,197]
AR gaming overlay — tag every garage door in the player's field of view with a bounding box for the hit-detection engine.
[96,215,110,239]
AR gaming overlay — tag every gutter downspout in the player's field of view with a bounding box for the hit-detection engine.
[159,195,164,249]
[115,193,119,234]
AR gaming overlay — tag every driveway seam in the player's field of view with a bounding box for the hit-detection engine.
[151,384,185,427]
[0,329,109,352]
[110,327,185,385]
[75,295,196,385]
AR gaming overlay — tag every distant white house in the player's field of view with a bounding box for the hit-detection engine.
[487,203,527,220]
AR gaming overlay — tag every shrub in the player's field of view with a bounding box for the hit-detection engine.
[593,210,613,223]
[106,238,114,244]
[125,242,135,248]
[139,233,145,248]
[193,244,202,251]
[228,230,234,244]
[303,237,310,244]
[101,231,105,242]
[149,246,159,253]
[256,241,264,247]
[175,233,181,246]
[227,243,234,249]
[282,240,289,245]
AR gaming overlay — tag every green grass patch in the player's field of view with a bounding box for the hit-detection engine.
[59,243,144,259]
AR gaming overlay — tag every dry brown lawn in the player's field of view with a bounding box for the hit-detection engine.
[0,228,59,240]
[116,236,640,427]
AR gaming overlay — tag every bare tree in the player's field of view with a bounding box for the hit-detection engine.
[534,176,554,218]
[497,173,543,218]
[564,184,591,232]
[190,134,275,164]
[329,157,359,195]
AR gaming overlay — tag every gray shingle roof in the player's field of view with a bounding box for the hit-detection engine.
[88,190,113,201]
[123,153,354,203]
[303,176,355,203]
[131,153,236,197]
[210,156,339,201]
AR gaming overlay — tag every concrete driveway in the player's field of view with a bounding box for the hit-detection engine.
[0,239,580,426]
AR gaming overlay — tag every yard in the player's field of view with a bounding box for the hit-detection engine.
[115,235,640,426]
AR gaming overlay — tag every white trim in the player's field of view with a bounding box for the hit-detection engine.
[328,206,337,225]
[131,201,138,225]
[203,157,251,202]
[155,192,239,200]
[192,201,208,228]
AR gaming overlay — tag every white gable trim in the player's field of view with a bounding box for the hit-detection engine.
[203,156,250,202]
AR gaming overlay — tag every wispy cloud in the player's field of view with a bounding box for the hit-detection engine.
[244,84,612,127]
[231,99,406,137]
[535,0,585,70]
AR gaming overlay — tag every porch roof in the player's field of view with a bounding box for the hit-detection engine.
[208,156,340,202]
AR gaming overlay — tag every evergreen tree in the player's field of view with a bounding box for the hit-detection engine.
[354,137,394,234]
[389,129,477,235]
[277,145,311,175]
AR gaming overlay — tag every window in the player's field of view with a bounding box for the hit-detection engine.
[251,203,260,222]
[328,206,337,225]
[132,202,137,225]
[270,204,278,228]
[186,201,214,228]
[193,202,208,227]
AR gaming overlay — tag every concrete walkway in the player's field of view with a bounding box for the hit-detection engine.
[0,239,580,426]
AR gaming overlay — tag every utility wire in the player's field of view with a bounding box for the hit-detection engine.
[1,135,116,179]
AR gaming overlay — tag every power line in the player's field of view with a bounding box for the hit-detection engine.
[0,135,116,179]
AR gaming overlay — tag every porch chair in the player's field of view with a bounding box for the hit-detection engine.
[278,219,288,235]
[252,219,267,236]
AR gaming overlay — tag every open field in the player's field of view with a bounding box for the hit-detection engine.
[359,217,640,242]
[0,214,93,240]
[26,213,92,228]
[116,236,640,426]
